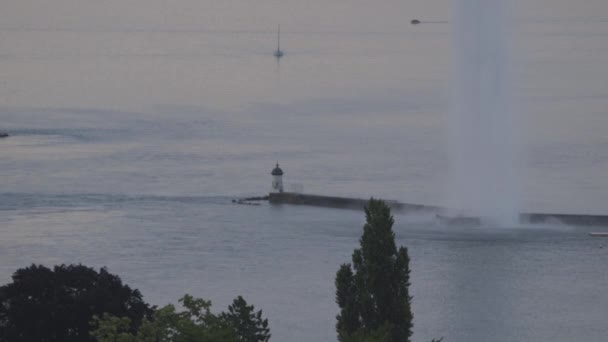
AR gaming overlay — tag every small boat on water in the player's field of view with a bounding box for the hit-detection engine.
[0,132,9,138]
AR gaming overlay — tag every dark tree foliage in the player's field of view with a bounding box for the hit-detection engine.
[91,294,239,342]
[220,296,271,342]
[0,264,152,342]
[336,199,413,342]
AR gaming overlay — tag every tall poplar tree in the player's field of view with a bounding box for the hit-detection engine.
[336,199,413,342]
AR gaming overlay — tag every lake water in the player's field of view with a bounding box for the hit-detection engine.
[1,0,608,341]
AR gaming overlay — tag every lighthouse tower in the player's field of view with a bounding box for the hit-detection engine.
[271,163,284,193]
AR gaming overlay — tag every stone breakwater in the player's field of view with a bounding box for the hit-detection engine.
[268,192,437,212]
[264,192,608,227]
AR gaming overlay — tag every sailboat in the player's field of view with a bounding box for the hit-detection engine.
[274,24,284,58]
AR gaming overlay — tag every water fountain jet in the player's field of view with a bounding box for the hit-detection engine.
[447,0,520,226]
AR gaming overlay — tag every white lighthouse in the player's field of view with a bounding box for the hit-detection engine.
[271,163,284,193]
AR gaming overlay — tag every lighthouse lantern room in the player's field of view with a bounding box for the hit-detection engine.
[271,163,284,193]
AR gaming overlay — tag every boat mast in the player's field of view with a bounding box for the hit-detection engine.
[274,24,284,59]
[277,24,281,52]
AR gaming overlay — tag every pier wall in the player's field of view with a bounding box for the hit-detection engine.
[267,192,608,227]
[268,192,438,213]
[520,213,608,227]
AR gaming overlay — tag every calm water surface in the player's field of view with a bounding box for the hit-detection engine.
[1,0,608,341]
